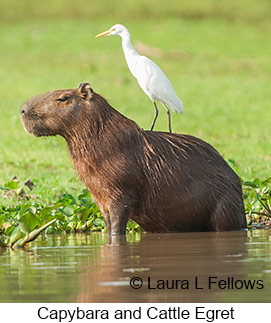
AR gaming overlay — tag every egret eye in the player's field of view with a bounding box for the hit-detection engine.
[57,96,69,102]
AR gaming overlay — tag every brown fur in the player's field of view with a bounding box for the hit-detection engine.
[20,82,247,235]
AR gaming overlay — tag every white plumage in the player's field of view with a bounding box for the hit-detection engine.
[96,24,183,133]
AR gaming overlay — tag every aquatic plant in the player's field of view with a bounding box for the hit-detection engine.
[0,176,270,248]
[243,177,271,227]
[0,178,141,248]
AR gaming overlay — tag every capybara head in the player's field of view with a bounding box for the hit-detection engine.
[21,82,97,137]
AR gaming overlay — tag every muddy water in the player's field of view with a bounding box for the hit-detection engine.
[0,230,270,302]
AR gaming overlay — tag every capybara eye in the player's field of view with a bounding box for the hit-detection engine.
[57,96,69,102]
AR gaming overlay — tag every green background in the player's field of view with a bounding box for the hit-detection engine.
[0,0,270,204]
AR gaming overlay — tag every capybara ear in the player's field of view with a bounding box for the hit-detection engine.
[78,82,94,100]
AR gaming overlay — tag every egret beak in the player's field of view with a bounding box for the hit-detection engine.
[95,29,114,38]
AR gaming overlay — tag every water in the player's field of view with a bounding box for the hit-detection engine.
[0,230,270,302]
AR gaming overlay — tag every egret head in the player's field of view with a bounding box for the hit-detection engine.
[95,24,129,38]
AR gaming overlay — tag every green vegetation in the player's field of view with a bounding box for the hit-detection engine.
[243,177,271,226]
[0,176,270,248]
[0,178,141,247]
[0,0,270,245]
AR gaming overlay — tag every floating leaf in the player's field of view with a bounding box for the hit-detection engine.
[0,215,6,227]
[9,226,26,247]
[18,212,41,234]
[243,181,259,188]
[79,197,93,206]
[19,204,32,217]
[20,219,57,245]
[93,218,105,228]
[40,204,61,219]
[60,205,74,217]
[253,178,262,187]
[78,189,91,199]
[5,225,15,236]
[61,194,77,205]
[77,208,91,221]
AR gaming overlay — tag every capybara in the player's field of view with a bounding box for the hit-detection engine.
[20,82,247,235]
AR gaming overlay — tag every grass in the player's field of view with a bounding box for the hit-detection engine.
[0,0,270,23]
[0,0,270,208]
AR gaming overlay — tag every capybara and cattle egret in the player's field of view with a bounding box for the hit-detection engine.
[21,83,247,235]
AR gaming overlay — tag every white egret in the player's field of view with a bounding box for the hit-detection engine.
[95,24,183,133]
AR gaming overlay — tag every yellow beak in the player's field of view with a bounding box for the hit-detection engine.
[95,29,112,38]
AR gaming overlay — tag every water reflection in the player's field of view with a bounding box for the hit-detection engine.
[0,230,270,302]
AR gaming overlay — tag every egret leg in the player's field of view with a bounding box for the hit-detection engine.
[161,103,172,133]
[150,102,159,131]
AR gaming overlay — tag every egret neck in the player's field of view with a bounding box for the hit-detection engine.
[120,29,139,78]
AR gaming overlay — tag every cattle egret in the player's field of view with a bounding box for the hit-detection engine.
[95,24,183,133]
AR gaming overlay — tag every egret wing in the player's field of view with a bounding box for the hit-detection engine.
[137,56,183,113]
